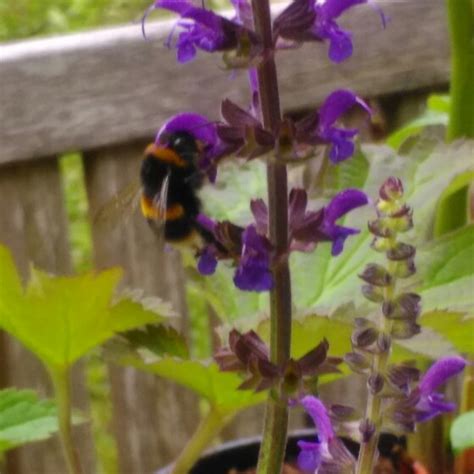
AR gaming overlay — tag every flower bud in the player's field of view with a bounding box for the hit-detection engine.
[386,242,416,261]
[379,177,404,201]
[391,259,416,278]
[371,236,392,252]
[352,327,379,348]
[391,320,421,339]
[368,373,385,394]
[359,418,376,442]
[344,352,371,372]
[359,264,392,287]
[361,284,384,303]
[383,293,421,321]
[368,219,394,238]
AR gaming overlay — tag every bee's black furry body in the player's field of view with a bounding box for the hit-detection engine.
[140,131,205,242]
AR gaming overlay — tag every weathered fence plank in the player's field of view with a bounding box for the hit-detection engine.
[83,142,199,473]
[0,159,95,473]
[0,0,448,165]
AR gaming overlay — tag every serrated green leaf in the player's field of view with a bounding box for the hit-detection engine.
[0,247,161,369]
[418,225,474,312]
[0,389,58,452]
[124,356,265,410]
[450,411,474,453]
[124,324,189,358]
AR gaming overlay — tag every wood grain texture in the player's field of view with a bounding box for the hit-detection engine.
[0,0,448,165]
[0,159,95,474]
[83,142,199,473]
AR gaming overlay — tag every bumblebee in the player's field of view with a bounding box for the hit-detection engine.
[138,131,215,249]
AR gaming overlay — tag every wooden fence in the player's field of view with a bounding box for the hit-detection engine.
[0,0,450,472]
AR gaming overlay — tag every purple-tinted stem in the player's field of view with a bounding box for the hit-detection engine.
[251,0,292,473]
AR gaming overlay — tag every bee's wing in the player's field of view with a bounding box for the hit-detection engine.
[147,170,171,236]
[93,179,142,229]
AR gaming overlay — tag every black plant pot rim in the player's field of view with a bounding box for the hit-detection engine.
[156,429,407,474]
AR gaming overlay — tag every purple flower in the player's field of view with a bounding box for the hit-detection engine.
[157,112,224,182]
[416,356,466,422]
[152,0,259,63]
[297,396,334,472]
[295,89,371,163]
[322,188,369,255]
[251,187,368,256]
[274,0,386,63]
[233,225,273,291]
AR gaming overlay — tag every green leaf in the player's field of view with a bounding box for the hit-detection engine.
[292,139,474,314]
[124,324,189,358]
[450,411,474,453]
[419,311,474,354]
[0,389,59,452]
[0,249,161,369]
[417,225,474,312]
[124,356,265,411]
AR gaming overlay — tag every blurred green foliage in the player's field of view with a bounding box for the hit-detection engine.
[0,0,150,41]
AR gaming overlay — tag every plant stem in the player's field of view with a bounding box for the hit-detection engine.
[50,366,84,474]
[250,1,292,473]
[355,263,395,474]
[171,407,234,474]
[446,0,474,141]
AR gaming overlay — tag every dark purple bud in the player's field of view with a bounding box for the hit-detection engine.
[379,177,404,201]
[359,263,392,287]
[359,418,376,442]
[386,242,416,261]
[361,284,384,303]
[352,327,378,348]
[368,219,394,238]
[390,320,421,340]
[388,364,420,392]
[368,373,385,394]
[375,333,391,354]
[392,259,416,279]
[344,352,371,372]
[383,293,421,321]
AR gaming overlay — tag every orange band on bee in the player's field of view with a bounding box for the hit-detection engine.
[140,195,185,220]
[144,143,187,167]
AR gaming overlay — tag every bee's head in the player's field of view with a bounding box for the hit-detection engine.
[160,131,200,163]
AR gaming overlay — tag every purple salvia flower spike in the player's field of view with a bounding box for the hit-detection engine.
[301,395,335,442]
[318,89,371,162]
[415,356,466,422]
[419,356,466,394]
[297,396,336,472]
[322,189,369,255]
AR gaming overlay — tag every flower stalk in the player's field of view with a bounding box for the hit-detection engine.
[50,367,84,474]
[355,177,417,473]
[250,0,292,472]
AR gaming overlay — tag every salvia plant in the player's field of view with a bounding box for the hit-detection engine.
[0,0,473,474]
